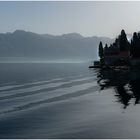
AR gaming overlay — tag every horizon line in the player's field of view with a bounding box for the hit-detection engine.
[0,29,128,39]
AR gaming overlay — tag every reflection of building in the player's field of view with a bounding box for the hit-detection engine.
[104,46,130,66]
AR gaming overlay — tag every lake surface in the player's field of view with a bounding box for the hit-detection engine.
[0,62,140,138]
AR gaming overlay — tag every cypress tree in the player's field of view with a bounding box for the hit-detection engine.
[137,33,140,57]
[104,44,108,49]
[130,39,134,56]
[98,41,104,59]
[132,32,138,57]
[104,44,108,56]
[119,29,129,51]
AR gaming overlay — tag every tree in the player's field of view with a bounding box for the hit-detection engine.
[119,29,129,51]
[104,44,108,55]
[105,44,108,48]
[104,44,108,50]
[137,33,140,57]
[131,32,139,57]
[130,39,134,56]
[115,38,119,48]
[98,41,104,59]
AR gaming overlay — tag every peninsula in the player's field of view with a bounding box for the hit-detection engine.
[90,30,140,69]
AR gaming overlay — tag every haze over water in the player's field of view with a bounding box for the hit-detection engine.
[1,1,140,138]
[0,62,140,138]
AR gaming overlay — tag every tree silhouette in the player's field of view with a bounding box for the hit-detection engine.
[98,41,104,59]
[98,29,140,63]
[119,29,129,51]
[131,32,139,57]
[104,43,108,51]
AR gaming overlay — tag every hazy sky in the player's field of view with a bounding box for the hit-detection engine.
[1,1,140,38]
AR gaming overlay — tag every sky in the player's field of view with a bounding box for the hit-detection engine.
[1,1,140,38]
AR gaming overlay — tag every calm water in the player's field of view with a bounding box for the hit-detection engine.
[0,62,140,138]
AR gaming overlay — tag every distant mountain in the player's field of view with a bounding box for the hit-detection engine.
[61,33,84,39]
[0,30,114,61]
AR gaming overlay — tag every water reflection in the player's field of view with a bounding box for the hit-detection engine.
[96,68,140,109]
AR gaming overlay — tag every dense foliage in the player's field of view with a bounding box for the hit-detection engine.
[98,29,140,58]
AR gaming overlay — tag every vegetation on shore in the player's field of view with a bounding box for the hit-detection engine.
[98,30,140,67]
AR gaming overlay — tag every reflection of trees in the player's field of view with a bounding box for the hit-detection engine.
[97,68,140,109]
[115,85,132,109]
[129,79,140,104]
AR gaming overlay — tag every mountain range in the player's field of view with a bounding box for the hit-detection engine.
[0,30,114,62]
